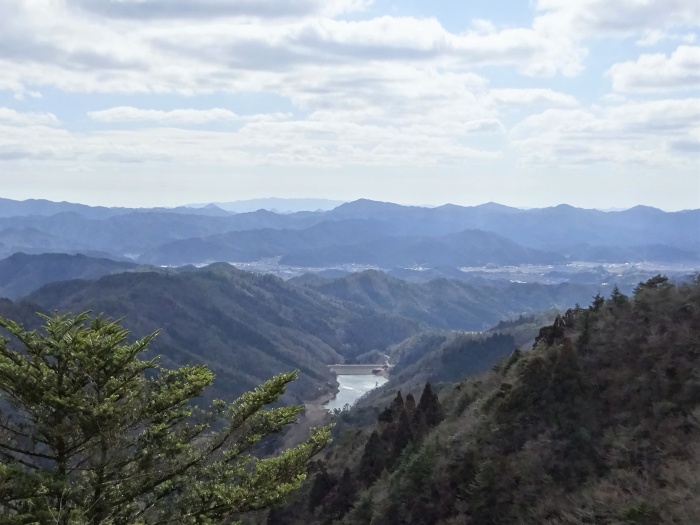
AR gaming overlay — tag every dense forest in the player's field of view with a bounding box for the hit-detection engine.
[270,276,700,524]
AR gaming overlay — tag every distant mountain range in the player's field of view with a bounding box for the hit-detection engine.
[186,198,346,213]
[0,197,697,270]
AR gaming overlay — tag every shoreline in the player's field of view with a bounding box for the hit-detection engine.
[303,389,336,422]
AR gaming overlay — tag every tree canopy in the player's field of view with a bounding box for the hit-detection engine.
[0,311,330,524]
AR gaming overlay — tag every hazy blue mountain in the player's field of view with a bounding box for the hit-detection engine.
[139,221,563,267]
[325,200,700,252]
[137,219,394,265]
[559,243,699,263]
[0,197,697,265]
[0,209,325,260]
[155,204,233,217]
[0,197,131,219]
[281,228,565,268]
[0,253,141,299]
[189,198,346,213]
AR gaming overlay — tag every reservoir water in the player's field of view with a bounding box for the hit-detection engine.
[324,375,389,411]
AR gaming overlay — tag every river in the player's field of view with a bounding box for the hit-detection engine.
[324,375,389,411]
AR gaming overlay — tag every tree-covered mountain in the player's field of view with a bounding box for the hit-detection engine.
[0,197,131,219]
[326,200,700,253]
[138,223,564,267]
[293,269,611,331]
[0,252,141,299]
[282,229,565,268]
[271,276,700,524]
[189,198,346,213]
[2,264,424,403]
[136,219,393,265]
[0,207,322,259]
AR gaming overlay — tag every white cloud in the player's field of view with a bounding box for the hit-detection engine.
[0,107,59,127]
[72,0,371,20]
[0,1,590,104]
[0,1,696,100]
[608,45,700,92]
[535,0,700,38]
[487,88,579,108]
[510,98,700,167]
[635,30,697,47]
[88,107,241,124]
[86,106,296,125]
[0,110,499,167]
[0,0,698,211]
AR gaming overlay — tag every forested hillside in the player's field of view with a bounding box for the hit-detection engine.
[0,252,141,298]
[295,269,608,331]
[0,264,424,403]
[271,276,700,524]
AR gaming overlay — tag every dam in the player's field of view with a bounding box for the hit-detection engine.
[328,364,388,376]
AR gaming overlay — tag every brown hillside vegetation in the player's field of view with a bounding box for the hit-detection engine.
[270,275,700,524]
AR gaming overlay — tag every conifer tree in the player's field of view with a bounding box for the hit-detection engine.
[0,312,330,524]
[389,391,404,418]
[416,383,444,428]
[404,393,416,412]
[359,430,385,485]
[392,409,414,459]
[323,467,355,519]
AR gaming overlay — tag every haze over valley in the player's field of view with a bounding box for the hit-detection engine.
[0,195,697,403]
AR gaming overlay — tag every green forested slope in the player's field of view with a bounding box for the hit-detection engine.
[0,252,140,299]
[298,269,609,331]
[272,276,700,524]
[3,264,424,403]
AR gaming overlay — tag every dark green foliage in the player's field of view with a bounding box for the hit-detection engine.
[416,383,444,428]
[389,391,404,417]
[272,276,700,524]
[322,468,356,519]
[610,284,628,307]
[591,292,605,311]
[359,431,386,485]
[0,312,330,524]
[404,393,416,412]
[390,409,414,460]
[385,332,517,393]
[308,465,336,511]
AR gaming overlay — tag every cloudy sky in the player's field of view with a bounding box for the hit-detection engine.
[1,0,699,210]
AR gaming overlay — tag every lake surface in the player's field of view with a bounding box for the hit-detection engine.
[324,375,389,411]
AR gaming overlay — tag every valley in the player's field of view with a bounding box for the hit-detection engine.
[0,197,698,523]
[2,1,698,520]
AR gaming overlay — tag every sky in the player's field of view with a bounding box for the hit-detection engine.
[0,0,699,210]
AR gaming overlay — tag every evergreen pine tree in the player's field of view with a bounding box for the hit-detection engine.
[0,312,330,524]
[359,430,386,485]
